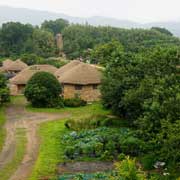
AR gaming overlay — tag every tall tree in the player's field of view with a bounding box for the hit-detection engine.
[41,19,69,35]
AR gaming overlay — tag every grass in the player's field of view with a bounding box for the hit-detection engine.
[0,128,27,180]
[28,102,111,118]
[0,107,6,152]
[28,101,111,179]
[29,120,69,180]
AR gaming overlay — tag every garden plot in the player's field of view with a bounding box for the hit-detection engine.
[58,161,114,174]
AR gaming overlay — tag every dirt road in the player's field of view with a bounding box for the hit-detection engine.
[0,103,70,180]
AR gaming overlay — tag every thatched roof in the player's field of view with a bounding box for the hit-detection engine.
[2,59,14,70]
[10,65,58,85]
[58,62,101,85]
[0,67,5,73]
[7,59,28,71]
[55,60,81,78]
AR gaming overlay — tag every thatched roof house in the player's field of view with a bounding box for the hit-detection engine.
[2,59,14,70]
[6,59,28,73]
[10,65,58,95]
[57,61,102,102]
[55,60,81,78]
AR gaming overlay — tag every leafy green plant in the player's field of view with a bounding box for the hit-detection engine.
[63,98,87,107]
[24,72,62,108]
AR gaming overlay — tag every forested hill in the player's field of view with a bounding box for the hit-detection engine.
[0,19,180,60]
[1,6,180,37]
[62,25,180,59]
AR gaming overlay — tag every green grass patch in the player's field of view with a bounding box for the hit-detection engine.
[29,120,69,180]
[28,102,110,117]
[0,107,6,152]
[29,102,111,179]
[0,128,27,180]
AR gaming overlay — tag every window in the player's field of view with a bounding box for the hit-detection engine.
[75,85,83,90]
[93,85,98,89]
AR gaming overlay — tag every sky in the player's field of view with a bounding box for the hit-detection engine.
[0,0,180,23]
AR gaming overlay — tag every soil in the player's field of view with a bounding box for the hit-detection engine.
[0,103,70,180]
[58,162,114,174]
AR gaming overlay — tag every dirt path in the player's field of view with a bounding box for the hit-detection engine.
[0,103,70,180]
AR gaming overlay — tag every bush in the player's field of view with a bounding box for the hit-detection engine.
[65,115,127,131]
[0,74,10,105]
[24,72,62,107]
[140,154,157,170]
[64,97,87,107]
[115,157,146,180]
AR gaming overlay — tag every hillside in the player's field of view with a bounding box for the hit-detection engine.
[0,6,180,37]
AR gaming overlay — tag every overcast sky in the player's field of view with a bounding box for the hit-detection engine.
[0,0,180,23]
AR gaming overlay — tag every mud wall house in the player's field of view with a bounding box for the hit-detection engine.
[10,65,58,95]
[56,60,102,102]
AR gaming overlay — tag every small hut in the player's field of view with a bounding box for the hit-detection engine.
[6,59,28,73]
[10,65,58,95]
[58,62,102,102]
[2,59,14,71]
[55,60,81,78]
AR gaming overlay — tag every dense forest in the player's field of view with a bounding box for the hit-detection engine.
[0,18,180,61]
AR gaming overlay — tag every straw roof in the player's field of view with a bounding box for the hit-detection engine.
[2,59,14,70]
[10,65,58,85]
[55,60,81,78]
[0,67,5,73]
[58,62,101,85]
[7,59,28,71]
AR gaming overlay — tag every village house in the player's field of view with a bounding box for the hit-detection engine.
[10,60,102,102]
[10,64,58,95]
[0,59,13,73]
[56,60,102,102]
[6,59,28,74]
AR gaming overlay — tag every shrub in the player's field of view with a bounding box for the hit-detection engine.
[24,72,62,107]
[115,157,146,180]
[64,97,87,107]
[65,115,127,131]
[0,74,10,105]
[140,154,157,170]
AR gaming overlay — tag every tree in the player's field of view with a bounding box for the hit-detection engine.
[0,74,10,105]
[0,22,34,56]
[90,40,124,65]
[41,19,69,35]
[151,27,173,36]
[24,72,62,107]
[32,29,56,57]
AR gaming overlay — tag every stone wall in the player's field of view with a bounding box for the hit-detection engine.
[63,84,101,102]
[10,84,25,95]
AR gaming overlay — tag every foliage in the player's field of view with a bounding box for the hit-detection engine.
[20,53,43,65]
[24,72,62,108]
[31,29,56,57]
[21,53,67,68]
[0,22,34,56]
[63,127,144,160]
[114,157,146,180]
[101,46,180,170]
[62,24,180,59]
[41,18,69,35]
[0,74,10,105]
[89,40,124,65]
[65,115,128,131]
[151,27,173,36]
[63,97,87,107]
